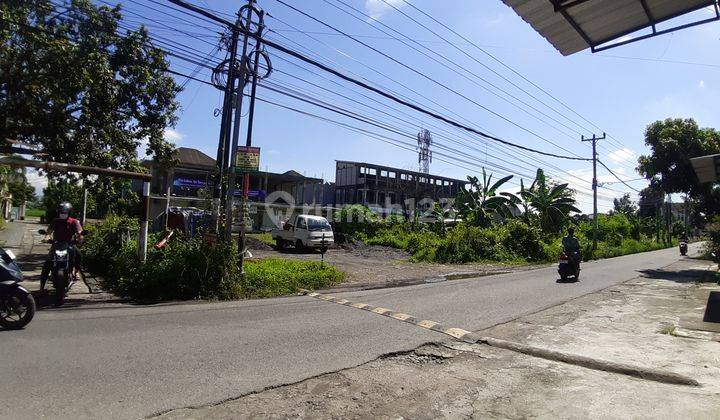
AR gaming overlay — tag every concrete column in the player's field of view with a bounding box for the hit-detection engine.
[137,181,150,262]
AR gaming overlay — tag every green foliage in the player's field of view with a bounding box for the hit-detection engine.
[7,172,36,206]
[1,0,180,167]
[25,208,45,218]
[456,169,518,227]
[2,0,180,216]
[612,193,637,217]
[242,258,343,299]
[82,216,342,302]
[336,204,380,236]
[520,169,580,233]
[41,179,93,220]
[246,232,274,246]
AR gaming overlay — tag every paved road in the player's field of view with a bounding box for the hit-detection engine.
[0,231,701,419]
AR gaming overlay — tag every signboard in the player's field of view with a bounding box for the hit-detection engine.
[235,146,260,173]
[173,176,206,188]
[233,189,266,199]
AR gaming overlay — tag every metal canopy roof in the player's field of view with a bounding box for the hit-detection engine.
[503,0,720,55]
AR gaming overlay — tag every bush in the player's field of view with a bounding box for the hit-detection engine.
[83,216,344,302]
[498,220,547,262]
[435,224,498,263]
[336,205,380,237]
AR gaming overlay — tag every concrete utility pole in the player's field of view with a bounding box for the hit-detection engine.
[224,0,257,242]
[581,133,605,251]
[212,26,240,234]
[236,30,265,274]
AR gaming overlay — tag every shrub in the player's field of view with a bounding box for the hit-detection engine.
[336,205,379,236]
[498,219,547,262]
[435,224,498,263]
[83,216,344,302]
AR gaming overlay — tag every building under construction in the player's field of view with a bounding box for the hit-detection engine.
[333,160,466,212]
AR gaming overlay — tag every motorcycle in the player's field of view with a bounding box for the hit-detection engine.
[39,229,83,306]
[0,247,36,329]
[558,250,581,282]
[679,241,688,256]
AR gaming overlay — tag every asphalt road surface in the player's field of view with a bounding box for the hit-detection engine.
[0,244,701,419]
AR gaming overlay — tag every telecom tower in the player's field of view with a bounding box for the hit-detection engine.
[417,129,432,174]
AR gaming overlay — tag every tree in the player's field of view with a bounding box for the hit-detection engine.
[637,119,720,215]
[42,179,94,221]
[1,1,180,212]
[8,171,36,206]
[520,169,580,233]
[612,193,637,217]
[456,169,518,227]
[637,186,665,218]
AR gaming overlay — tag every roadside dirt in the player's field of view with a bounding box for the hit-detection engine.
[250,243,547,288]
[156,257,720,419]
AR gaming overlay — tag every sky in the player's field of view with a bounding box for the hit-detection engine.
[33,1,720,213]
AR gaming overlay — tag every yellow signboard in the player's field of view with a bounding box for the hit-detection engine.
[235,146,260,173]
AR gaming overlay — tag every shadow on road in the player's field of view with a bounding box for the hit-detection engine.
[637,268,718,284]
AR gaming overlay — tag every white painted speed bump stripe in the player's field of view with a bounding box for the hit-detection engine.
[300,289,479,344]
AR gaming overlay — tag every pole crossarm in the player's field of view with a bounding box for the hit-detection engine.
[0,156,152,181]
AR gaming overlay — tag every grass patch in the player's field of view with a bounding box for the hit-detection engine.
[247,232,275,246]
[242,258,344,298]
[25,208,46,218]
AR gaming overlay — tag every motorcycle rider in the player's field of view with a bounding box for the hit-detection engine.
[40,202,91,293]
[679,231,689,242]
[562,226,582,268]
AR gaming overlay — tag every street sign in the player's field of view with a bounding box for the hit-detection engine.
[235,146,260,173]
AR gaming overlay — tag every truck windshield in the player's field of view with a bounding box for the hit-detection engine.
[307,218,331,231]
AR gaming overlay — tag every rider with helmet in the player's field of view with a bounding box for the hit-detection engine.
[39,202,91,293]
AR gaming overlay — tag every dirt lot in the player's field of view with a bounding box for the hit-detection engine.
[249,240,547,290]
[157,258,720,419]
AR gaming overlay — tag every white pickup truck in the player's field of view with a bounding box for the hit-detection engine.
[271,215,334,249]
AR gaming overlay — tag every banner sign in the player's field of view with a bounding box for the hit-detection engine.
[235,146,260,173]
[234,189,266,199]
[173,176,206,188]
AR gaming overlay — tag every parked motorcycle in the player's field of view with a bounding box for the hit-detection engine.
[558,250,581,282]
[679,241,688,256]
[0,247,36,329]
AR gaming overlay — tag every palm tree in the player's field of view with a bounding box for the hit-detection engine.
[520,169,580,233]
[456,169,518,227]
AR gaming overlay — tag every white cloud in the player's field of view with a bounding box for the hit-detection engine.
[364,0,406,20]
[163,128,184,144]
[615,35,634,43]
[699,80,706,88]
[26,169,48,196]
[607,147,636,163]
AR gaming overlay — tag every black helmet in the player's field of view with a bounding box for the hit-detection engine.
[58,202,72,215]
[567,226,575,234]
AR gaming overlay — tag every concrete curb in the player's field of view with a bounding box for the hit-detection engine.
[470,335,700,387]
[301,289,700,387]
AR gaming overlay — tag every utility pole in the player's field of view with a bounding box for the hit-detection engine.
[212,27,240,234]
[582,133,605,250]
[224,0,257,241]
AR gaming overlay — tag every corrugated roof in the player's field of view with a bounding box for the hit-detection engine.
[174,147,216,168]
[503,0,717,55]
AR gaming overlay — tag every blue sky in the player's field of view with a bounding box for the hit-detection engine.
[41,0,720,212]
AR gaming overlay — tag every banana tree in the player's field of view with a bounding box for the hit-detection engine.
[520,169,580,233]
[456,169,518,227]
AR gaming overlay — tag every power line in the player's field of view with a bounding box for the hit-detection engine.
[271,0,587,160]
[598,160,641,193]
[323,0,586,141]
[392,0,633,154]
